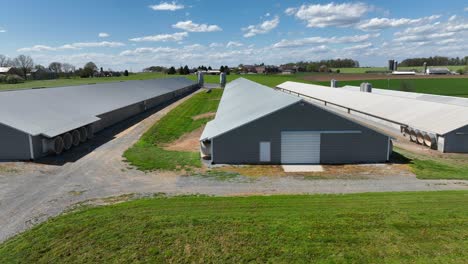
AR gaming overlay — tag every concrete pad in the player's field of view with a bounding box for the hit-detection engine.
[282,165,324,172]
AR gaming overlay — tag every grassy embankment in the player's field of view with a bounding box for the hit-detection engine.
[393,147,468,180]
[0,191,467,263]
[123,89,222,171]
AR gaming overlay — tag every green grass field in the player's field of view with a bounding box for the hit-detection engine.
[318,78,468,97]
[394,147,468,180]
[123,89,223,171]
[1,191,467,263]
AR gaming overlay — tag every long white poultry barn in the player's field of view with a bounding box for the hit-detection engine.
[341,85,468,108]
[276,82,468,153]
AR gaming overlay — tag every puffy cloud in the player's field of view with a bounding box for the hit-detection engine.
[17,41,125,52]
[149,2,184,11]
[357,15,440,31]
[393,18,468,43]
[0,27,6,33]
[98,32,110,38]
[226,41,243,48]
[285,2,370,28]
[242,16,279,38]
[273,33,379,48]
[172,20,222,32]
[129,32,188,42]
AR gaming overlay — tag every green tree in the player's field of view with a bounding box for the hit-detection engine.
[167,66,176,74]
[81,62,97,78]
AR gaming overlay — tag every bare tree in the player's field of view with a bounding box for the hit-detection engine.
[14,55,34,78]
[48,62,62,73]
[0,55,7,67]
[62,63,75,73]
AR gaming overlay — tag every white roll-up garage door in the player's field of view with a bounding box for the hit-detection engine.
[281,131,320,164]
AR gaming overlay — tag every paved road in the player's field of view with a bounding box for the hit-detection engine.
[1,92,468,242]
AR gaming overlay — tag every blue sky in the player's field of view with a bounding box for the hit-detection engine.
[0,0,467,71]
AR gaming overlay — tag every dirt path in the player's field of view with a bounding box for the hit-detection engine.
[1,90,468,243]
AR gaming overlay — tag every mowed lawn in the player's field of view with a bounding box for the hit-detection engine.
[123,89,222,171]
[0,191,467,263]
[318,78,468,97]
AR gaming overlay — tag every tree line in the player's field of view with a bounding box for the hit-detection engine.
[0,54,130,84]
[399,56,468,67]
[281,59,359,72]
[143,65,230,75]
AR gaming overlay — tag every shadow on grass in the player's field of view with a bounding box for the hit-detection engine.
[389,151,413,164]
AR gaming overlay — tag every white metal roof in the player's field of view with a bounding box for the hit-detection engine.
[341,85,468,108]
[277,81,468,135]
[0,78,196,137]
[0,67,12,73]
[200,78,301,140]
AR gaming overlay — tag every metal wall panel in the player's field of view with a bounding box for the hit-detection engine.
[212,102,389,164]
[0,124,31,160]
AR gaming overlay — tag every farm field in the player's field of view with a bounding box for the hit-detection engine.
[1,191,467,263]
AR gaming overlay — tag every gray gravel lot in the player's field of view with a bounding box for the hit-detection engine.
[1,92,467,243]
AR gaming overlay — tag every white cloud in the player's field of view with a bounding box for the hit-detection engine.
[393,18,468,43]
[209,42,223,48]
[172,20,222,32]
[149,2,184,11]
[343,43,373,51]
[0,27,6,33]
[465,7,468,12]
[284,8,296,16]
[17,41,125,52]
[98,32,110,38]
[129,32,188,42]
[243,16,280,38]
[273,33,379,48]
[285,2,370,28]
[226,41,243,48]
[120,47,177,56]
[357,15,440,31]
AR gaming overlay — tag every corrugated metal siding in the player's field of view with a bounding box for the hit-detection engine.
[444,125,468,153]
[321,133,388,163]
[281,131,320,164]
[0,124,31,160]
[212,102,389,164]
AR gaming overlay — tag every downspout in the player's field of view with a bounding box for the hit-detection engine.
[28,134,35,160]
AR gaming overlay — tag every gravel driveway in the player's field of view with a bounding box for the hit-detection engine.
[1,92,467,243]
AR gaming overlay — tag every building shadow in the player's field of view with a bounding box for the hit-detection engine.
[388,151,412,164]
[34,91,195,166]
